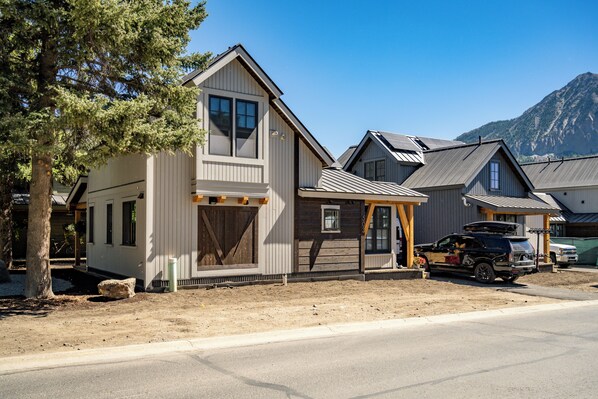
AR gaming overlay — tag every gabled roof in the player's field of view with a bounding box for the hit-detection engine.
[65,176,88,210]
[13,193,67,207]
[521,155,598,190]
[337,145,357,167]
[298,168,428,203]
[182,44,335,166]
[342,130,464,171]
[402,140,535,191]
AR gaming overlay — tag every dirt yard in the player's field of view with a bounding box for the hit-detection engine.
[0,269,576,358]
[519,269,598,292]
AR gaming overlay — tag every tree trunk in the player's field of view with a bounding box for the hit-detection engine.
[24,154,54,298]
[0,174,13,269]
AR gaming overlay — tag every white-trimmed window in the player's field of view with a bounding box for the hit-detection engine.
[321,205,341,233]
[208,95,258,159]
[122,200,136,246]
[490,160,500,190]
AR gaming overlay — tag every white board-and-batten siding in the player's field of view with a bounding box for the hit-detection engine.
[86,155,148,281]
[194,58,269,185]
[144,111,297,282]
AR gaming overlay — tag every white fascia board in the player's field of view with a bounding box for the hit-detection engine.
[190,48,283,98]
[65,176,88,209]
[298,189,428,204]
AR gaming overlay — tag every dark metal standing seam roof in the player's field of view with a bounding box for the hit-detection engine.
[337,146,357,167]
[464,194,559,214]
[521,156,598,190]
[299,168,428,201]
[13,193,67,207]
[402,141,503,189]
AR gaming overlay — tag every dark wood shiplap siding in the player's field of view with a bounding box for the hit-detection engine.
[413,188,482,244]
[466,150,527,197]
[295,197,363,272]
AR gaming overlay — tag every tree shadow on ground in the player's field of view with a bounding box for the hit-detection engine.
[0,268,106,319]
[0,297,68,319]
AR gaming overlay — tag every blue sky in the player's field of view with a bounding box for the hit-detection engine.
[188,0,598,157]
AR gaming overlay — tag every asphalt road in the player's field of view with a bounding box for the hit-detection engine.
[2,304,598,399]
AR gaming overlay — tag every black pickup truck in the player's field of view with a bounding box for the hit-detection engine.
[415,221,536,283]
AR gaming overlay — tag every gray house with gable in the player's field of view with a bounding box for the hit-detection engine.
[342,131,558,251]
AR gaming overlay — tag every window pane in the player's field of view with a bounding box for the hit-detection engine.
[236,100,258,159]
[122,201,136,246]
[106,203,113,244]
[376,160,385,181]
[364,162,375,180]
[209,96,232,156]
[88,206,94,243]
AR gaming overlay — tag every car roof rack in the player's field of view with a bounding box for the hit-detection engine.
[463,221,519,235]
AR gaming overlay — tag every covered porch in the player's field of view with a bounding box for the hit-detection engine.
[298,168,428,274]
[464,194,560,263]
[65,176,88,267]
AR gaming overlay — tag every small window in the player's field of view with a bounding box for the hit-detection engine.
[209,96,233,156]
[106,203,113,244]
[364,160,386,181]
[122,200,136,246]
[88,206,94,243]
[490,161,500,190]
[236,100,258,158]
[322,205,341,232]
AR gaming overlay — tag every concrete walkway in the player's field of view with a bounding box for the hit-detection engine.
[2,300,598,375]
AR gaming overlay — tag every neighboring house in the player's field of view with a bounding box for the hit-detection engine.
[12,182,77,260]
[521,156,598,237]
[342,131,559,259]
[67,45,427,290]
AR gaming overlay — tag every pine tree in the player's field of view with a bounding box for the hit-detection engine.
[0,0,210,298]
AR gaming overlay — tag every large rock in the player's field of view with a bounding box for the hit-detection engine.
[0,260,10,284]
[98,277,136,299]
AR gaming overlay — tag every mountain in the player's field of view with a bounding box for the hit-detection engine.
[456,72,598,159]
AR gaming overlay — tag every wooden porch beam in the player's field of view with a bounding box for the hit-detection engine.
[363,203,376,236]
[216,195,227,204]
[543,214,551,263]
[259,197,269,205]
[192,194,204,203]
[238,196,249,205]
[366,200,422,206]
[407,204,414,269]
[74,210,81,267]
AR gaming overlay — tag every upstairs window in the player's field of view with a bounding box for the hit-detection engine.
[236,100,258,158]
[208,95,258,159]
[364,160,386,181]
[209,96,233,156]
[321,205,341,233]
[122,201,136,246]
[490,161,500,190]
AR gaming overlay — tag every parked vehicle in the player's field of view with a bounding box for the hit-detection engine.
[415,221,536,283]
[549,242,578,267]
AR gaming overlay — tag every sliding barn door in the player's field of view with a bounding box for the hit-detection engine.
[197,206,258,270]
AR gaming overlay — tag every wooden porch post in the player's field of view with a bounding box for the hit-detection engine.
[543,214,551,263]
[485,210,494,221]
[74,210,81,267]
[407,204,414,269]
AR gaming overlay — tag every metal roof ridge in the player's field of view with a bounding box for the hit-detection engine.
[520,153,598,165]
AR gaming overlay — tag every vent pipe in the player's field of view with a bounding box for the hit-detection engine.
[478,136,482,145]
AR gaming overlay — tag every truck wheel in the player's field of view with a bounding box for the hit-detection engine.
[550,253,557,266]
[474,263,496,283]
